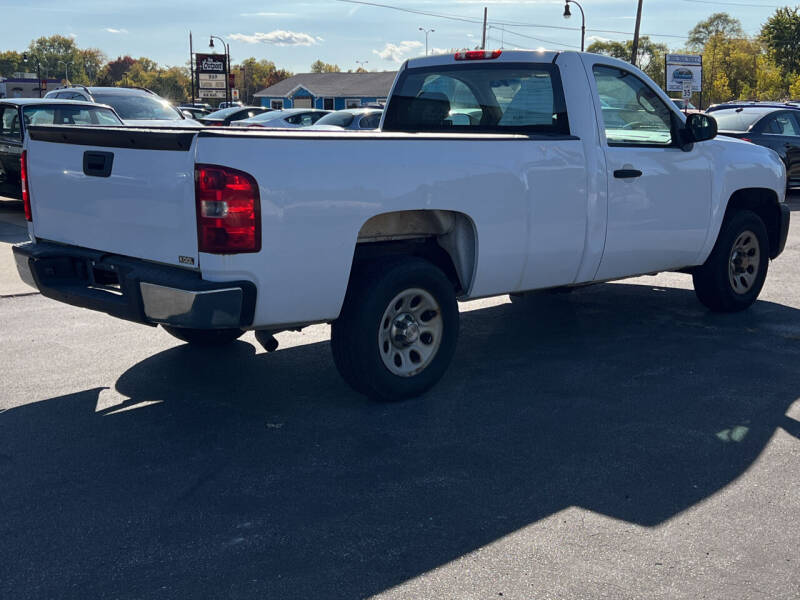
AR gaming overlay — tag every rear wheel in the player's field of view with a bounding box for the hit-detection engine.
[331,257,459,402]
[162,325,244,346]
[692,210,769,312]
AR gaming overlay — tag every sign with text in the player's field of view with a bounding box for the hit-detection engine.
[195,53,227,75]
[665,54,702,93]
[199,80,226,89]
[199,89,226,99]
[199,73,225,81]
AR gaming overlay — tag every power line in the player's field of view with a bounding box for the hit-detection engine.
[680,0,782,7]
[335,0,690,43]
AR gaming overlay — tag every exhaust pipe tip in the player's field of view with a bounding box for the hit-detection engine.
[254,330,279,352]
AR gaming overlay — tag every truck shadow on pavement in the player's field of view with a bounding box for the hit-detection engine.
[2,282,800,598]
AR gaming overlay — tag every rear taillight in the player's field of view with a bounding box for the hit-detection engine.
[20,150,31,221]
[454,50,502,61]
[741,137,752,143]
[195,164,261,254]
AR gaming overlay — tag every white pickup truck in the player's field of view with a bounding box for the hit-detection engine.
[13,51,790,401]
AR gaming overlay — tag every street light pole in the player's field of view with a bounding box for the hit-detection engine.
[355,60,368,71]
[209,35,230,105]
[631,0,644,66]
[563,0,586,52]
[418,27,435,56]
[23,52,43,97]
[58,60,69,84]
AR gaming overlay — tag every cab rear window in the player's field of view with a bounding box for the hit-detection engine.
[383,62,570,135]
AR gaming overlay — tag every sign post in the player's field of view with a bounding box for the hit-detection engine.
[665,53,703,109]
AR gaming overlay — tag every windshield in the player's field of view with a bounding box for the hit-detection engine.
[92,93,182,120]
[712,110,765,132]
[23,105,123,126]
[315,112,356,127]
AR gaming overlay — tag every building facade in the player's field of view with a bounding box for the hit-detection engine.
[0,74,61,99]
[254,72,397,110]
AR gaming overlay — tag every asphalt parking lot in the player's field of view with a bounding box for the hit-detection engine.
[1,196,799,599]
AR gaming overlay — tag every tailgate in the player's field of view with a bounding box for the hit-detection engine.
[26,126,200,268]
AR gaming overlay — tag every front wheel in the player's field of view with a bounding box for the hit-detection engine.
[692,210,769,312]
[331,257,459,402]
[162,325,244,346]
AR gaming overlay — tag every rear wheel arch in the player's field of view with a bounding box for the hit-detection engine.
[350,209,478,295]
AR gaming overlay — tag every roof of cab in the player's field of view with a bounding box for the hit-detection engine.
[404,49,561,69]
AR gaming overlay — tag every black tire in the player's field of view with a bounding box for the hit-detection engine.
[692,209,769,312]
[331,257,459,402]
[162,325,244,346]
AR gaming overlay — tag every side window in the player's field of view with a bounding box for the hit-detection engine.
[285,114,302,125]
[358,113,381,129]
[592,65,674,146]
[382,63,569,135]
[270,100,284,110]
[0,107,21,139]
[763,113,800,136]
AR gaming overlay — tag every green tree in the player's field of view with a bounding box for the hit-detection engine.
[234,58,292,103]
[587,36,668,87]
[688,13,744,50]
[0,50,24,77]
[26,35,88,84]
[760,7,800,78]
[310,60,341,73]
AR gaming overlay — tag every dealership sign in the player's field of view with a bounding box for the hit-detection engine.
[665,54,702,93]
[196,53,227,74]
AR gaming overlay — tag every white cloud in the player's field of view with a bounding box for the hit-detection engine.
[68,33,77,39]
[229,30,318,46]
[104,28,128,34]
[372,40,424,63]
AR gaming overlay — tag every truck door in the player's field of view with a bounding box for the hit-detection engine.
[584,58,713,280]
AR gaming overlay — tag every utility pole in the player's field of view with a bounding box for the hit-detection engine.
[631,0,643,66]
[481,7,488,50]
[189,31,195,105]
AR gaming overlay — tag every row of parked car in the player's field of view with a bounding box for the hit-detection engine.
[0,86,385,199]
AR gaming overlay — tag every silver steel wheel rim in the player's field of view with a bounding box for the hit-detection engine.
[728,230,760,295]
[378,287,443,377]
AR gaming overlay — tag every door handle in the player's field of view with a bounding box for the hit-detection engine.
[83,151,114,178]
[614,169,642,179]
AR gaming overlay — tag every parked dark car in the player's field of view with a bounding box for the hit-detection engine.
[714,106,800,189]
[0,98,123,199]
[706,101,800,114]
[198,106,271,126]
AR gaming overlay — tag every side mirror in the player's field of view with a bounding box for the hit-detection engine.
[181,109,194,119]
[683,113,717,146]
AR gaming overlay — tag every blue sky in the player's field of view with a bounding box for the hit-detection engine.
[2,0,784,72]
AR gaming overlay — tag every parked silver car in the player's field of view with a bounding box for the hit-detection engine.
[307,108,383,131]
[237,108,330,129]
[44,86,199,127]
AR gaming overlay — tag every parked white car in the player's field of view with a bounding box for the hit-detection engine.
[237,108,330,129]
[16,50,790,401]
[44,86,199,127]
[307,108,383,131]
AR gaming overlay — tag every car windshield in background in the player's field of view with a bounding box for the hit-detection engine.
[711,110,767,132]
[22,105,123,126]
[382,63,569,134]
[315,112,356,127]
[359,112,382,129]
[92,94,181,120]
